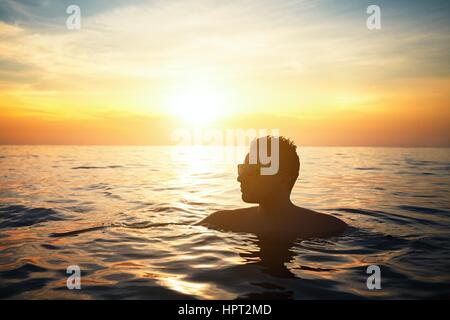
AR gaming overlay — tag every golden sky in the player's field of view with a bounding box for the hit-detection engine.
[0,0,449,146]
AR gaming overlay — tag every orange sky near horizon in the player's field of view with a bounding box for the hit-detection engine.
[0,0,449,147]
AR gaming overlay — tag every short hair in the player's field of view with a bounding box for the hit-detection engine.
[253,135,300,190]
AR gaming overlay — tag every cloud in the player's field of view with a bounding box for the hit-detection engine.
[0,0,148,29]
[0,0,449,145]
[1,0,447,86]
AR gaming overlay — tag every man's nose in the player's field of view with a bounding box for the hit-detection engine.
[237,174,243,182]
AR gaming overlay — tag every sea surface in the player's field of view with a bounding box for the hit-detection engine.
[0,146,449,299]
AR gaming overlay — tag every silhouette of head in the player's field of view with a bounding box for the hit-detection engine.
[237,136,300,204]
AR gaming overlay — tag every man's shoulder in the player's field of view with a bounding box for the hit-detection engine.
[197,207,256,227]
[294,207,347,235]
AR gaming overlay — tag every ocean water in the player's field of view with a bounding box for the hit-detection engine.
[0,145,449,299]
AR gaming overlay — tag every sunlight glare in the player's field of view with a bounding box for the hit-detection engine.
[166,81,230,126]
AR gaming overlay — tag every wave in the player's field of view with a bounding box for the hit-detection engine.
[71,165,123,170]
[398,205,449,216]
[332,207,444,227]
[0,204,65,229]
[49,221,187,238]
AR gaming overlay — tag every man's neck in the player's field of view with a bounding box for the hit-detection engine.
[257,197,295,217]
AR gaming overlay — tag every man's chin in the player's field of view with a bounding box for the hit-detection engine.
[241,193,258,203]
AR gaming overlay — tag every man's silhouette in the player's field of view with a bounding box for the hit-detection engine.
[198,136,347,239]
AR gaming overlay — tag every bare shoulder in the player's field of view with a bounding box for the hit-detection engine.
[296,207,347,235]
[196,207,256,227]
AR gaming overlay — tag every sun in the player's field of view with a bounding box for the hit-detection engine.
[166,81,230,126]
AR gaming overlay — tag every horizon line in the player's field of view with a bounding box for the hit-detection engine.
[0,144,449,148]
